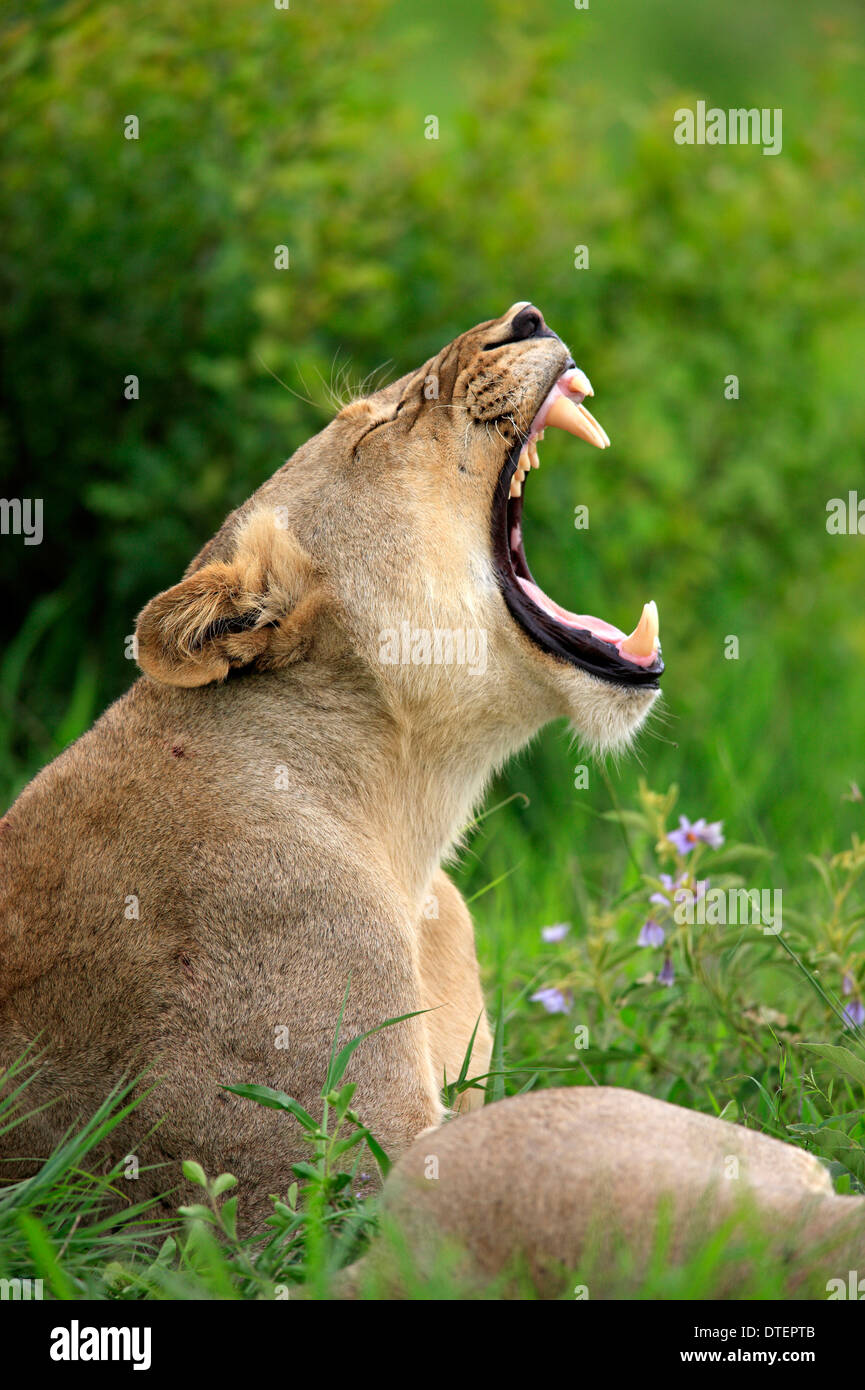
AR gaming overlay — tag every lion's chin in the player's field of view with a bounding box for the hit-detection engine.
[559,668,661,756]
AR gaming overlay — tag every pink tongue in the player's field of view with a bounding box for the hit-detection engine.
[516,577,658,668]
[516,577,625,642]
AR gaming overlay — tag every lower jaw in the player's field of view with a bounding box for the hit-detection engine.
[492,463,663,691]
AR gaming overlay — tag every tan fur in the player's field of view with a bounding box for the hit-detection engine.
[350,1089,865,1299]
[0,307,657,1226]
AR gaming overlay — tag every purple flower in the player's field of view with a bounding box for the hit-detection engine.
[667,816,725,856]
[649,873,685,906]
[530,986,570,1015]
[649,874,709,907]
[638,919,665,947]
[843,999,865,1030]
[541,923,571,943]
[842,972,855,997]
[658,957,675,987]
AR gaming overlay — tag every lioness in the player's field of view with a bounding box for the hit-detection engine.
[0,304,662,1225]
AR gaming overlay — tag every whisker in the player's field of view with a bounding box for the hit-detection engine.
[255,353,324,411]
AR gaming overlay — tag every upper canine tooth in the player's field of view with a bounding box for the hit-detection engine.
[546,394,610,449]
[620,601,659,658]
[528,442,540,469]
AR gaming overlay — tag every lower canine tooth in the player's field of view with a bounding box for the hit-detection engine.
[509,476,522,498]
[620,600,659,658]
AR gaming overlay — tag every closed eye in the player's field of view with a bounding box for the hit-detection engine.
[351,404,402,457]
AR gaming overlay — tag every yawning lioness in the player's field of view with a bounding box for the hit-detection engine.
[0,305,662,1223]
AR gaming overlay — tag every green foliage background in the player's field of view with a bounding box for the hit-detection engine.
[1,0,864,930]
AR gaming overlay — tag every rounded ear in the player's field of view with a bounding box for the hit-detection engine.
[135,512,325,687]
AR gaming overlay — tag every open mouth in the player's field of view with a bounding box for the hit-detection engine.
[491,366,664,687]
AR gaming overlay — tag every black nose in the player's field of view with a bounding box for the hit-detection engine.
[509,305,546,340]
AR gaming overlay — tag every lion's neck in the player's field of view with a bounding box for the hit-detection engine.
[253,663,535,908]
[143,661,539,912]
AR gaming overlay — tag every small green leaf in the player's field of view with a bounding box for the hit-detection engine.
[222,1083,318,1130]
[178,1203,216,1224]
[220,1195,239,1239]
[154,1236,177,1266]
[363,1129,391,1178]
[330,1130,366,1159]
[211,1172,238,1198]
[181,1159,208,1188]
[291,1162,321,1182]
